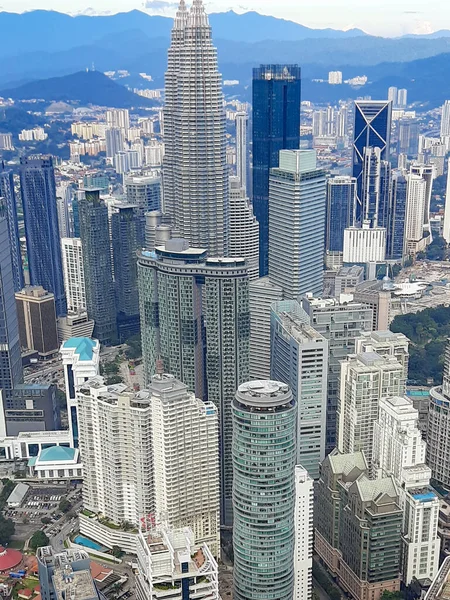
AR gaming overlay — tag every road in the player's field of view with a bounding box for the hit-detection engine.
[50,516,77,550]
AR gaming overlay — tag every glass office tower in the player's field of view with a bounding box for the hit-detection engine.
[20,155,67,316]
[326,176,357,253]
[252,64,301,276]
[352,100,392,222]
[0,163,23,292]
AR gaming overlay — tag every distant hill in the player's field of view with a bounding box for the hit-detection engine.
[1,70,154,108]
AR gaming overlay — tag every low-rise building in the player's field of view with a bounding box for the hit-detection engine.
[27,446,83,480]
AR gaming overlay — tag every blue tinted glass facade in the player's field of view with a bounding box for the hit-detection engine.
[0,201,23,399]
[72,196,80,237]
[387,173,407,260]
[352,101,392,222]
[326,178,356,252]
[20,156,67,316]
[252,65,301,276]
[0,163,24,292]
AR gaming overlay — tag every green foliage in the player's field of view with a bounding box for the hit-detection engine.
[0,107,44,134]
[391,305,450,384]
[0,479,15,510]
[426,235,447,261]
[312,561,342,600]
[380,592,403,600]
[125,334,142,360]
[0,515,15,545]
[29,530,50,550]
[105,375,123,385]
[58,498,71,513]
[111,545,123,558]
[41,517,51,525]
[101,361,119,376]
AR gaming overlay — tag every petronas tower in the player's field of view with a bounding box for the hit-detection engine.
[162,0,229,256]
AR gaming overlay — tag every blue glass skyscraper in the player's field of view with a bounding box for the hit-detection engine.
[352,100,392,222]
[0,163,24,292]
[387,170,407,261]
[252,64,301,276]
[326,176,357,253]
[0,199,23,399]
[20,156,66,316]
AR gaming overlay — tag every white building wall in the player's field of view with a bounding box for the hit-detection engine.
[229,176,259,281]
[343,226,386,264]
[293,466,314,600]
[61,238,86,312]
[404,174,426,244]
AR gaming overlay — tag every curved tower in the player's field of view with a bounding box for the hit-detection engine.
[232,380,297,600]
[162,0,229,256]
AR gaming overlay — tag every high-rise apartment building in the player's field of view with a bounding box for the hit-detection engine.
[293,466,314,600]
[61,238,86,313]
[0,200,23,398]
[15,286,59,358]
[388,87,398,105]
[271,300,328,479]
[302,295,373,453]
[105,127,125,160]
[137,239,249,526]
[106,108,130,130]
[20,155,67,316]
[410,162,435,234]
[428,340,450,489]
[162,0,229,256]
[229,176,259,281]
[56,183,72,239]
[325,176,357,258]
[444,159,450,244]
[77,377,154,527]
[252,64,301,276]
[147,374,220,556]
[79,189,117,345]
[111,204,141,339]
[269,149,326,298]
[37,547,104,600]
[233,380,297,600]
[315,450,402,600]
[404,174,427,256]
[0,163,23,291]
[136,526,219,600]
[373,396,440,584]
[387,170,407,261]
[124,173,161,218]
[354,330,409,377]
[441,100,450,138]
[398,119,419,156]
[352,100,392,216]
[235,111,249,193]
[60,337,100,448]
[328,71,342,85]
[337,352,406,460]
[249,276,283,380]
[397,88,408,108]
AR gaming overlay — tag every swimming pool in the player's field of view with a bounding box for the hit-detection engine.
[74,535,107,552]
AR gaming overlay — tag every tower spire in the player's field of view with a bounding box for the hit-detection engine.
[173,0,188,30]
[188,0,208,28]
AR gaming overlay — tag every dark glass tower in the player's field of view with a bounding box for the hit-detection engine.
[326,176,357,253]
[0,163,23,292]
[79,189,117,345]
[20,155,66,316]
[387,171,407,261]
[352,100,392,222]
[0,199,23,399]
[111,203,142,341]
[252,64,301,276]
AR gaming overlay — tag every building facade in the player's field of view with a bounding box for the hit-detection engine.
[229,176,259,281]
[235,111,249,194]
[233,381,297,600]
[0,164,23,291]
[15,286,59,358]
[269,150,326,298]
[162,0,229,256]
[271,300,328,479]
[293,466,314,600]
[252,64,301,276]
[61,238,86,313]
[79,189,117,345]
[137,239,249,527]
[20,155,66,316]
[326,176,357,257]
[428,340,450,489]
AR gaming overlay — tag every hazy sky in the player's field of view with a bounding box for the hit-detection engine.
[1,0,448,37]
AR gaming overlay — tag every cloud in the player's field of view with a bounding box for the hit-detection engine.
[143,0,178,13]
[403,10,422,14]
[412,19,434,34]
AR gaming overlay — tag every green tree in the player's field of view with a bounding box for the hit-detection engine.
[381,592,403,600]
[29,530,50,550]
[0,516,15,545]
[105,375,123,385]
[111,545,123,558]
[59,498,71,513]
[41,517,51,525]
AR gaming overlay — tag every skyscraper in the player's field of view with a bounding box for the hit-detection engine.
[325,176,357,256]
[360,146,391,228]
[233,380,297,600]
[111,203,141,339]
[441,100,450,138]
[271,301,328,479]
[428,339,450,489]
[398,119,419,156]
[61,238,86,313]
[269,149,326,298]
[403,174,427,256]
[0,163,23,292]
[235,112,249,193]
[0,199,23,398]
[105,127,124,160]
[387,170,407,261]
[229,176,259,281]
[20,155,67,316]
[253,64,301,276]
[410,162,435,234]
[293,466,314,600]
[162,0,229,256]
[137,239,249,526]
[352,100,392,218]
[15,286,59,359]
[79,189,117,345]
[124,173,161,218]
[443,159,450,244]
